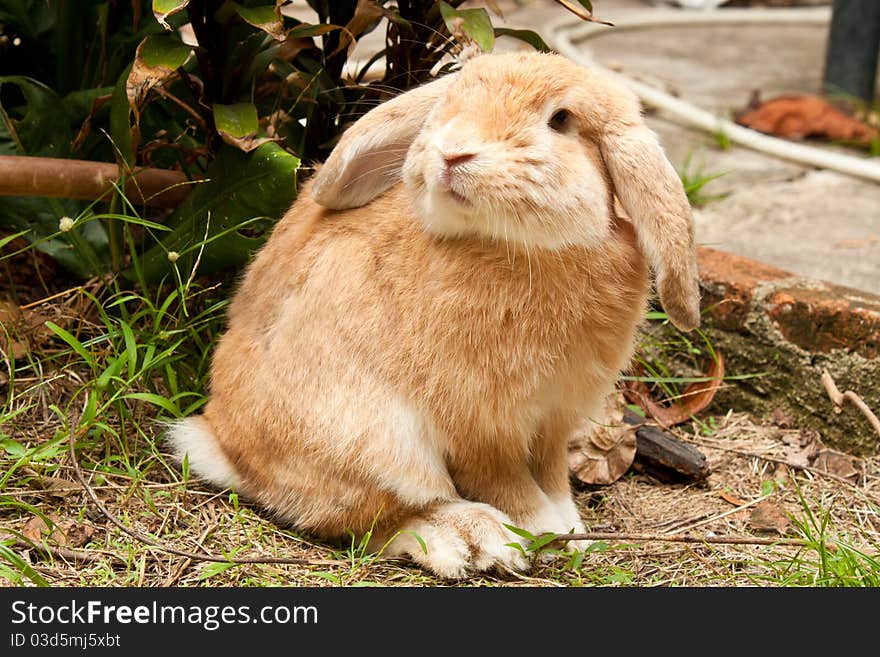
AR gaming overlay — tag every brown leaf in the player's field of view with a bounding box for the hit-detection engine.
[22,515,94,548]
[735,94,878,146]
[568,394,638,485]
[748,500,792,536]
[0,299,30,359]
[36,476,80,498]
[333,0,385,57]
[56,520,94,548]
[218,131,278,153]
[813,449,860,481]
[553,0,614,25]
[720,491,747,506]
[71,94,112,153]
[770,407,795,429]
[22,515,65,545]
[623,353,725,428]
[782,428,822,468]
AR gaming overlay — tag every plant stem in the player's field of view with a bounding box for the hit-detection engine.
[107,191,123,274]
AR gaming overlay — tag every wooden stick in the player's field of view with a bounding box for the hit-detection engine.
[822,369,880,438]
[0,155,200,209]
[556,531,806,547]
[624,410,710,482]
[11,538,123,565]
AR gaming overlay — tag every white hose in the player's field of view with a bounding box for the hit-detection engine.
[546,7,880,184]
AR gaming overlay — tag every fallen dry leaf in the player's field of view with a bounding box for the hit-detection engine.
[34,475,81,498]
[720,491,747,506]
[735,93,878,147]
[57,520,95,548]
[568,393,637,485]
[748,500,792,536]
[780,427,822,469]
[623,353,725,428]
[0,299,29,359]
[769,407,795,429]
[22,515,94,547]
[813,449,860,481]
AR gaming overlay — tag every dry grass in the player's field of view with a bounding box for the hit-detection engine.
[3,394,878,587]
[1,271,878,588]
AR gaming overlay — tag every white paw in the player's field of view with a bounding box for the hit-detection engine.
[386,501,529,579]
[512,494,589,556]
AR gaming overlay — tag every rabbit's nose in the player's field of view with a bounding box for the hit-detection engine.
[442,152,476,170]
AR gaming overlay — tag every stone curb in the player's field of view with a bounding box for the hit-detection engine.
[695,247,879,455]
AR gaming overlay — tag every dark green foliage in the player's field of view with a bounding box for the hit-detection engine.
[0,1,563,282]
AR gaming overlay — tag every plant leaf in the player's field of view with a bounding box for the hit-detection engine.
[44,321,96,371]
[234,2,287,41]
[493,28,553,53]
[212,102,272,152]
[553,0,613,26]
[287,22,342,39]
[121,392,183,418]
[127,34,193,125]
[132,142,299,283]
[0,76,71,157]
[623,352,726,428]
[439,2,495,53]
[153,0,190,30]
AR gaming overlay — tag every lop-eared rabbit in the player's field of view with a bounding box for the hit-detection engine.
[169,52,700,578]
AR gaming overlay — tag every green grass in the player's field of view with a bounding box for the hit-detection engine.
[753,483,880,587]
[678,153,727,208]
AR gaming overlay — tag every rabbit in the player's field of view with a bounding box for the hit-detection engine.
[167,51,700,579]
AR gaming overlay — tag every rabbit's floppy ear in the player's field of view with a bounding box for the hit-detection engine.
[600,121,701,332]
[311,74,457,210]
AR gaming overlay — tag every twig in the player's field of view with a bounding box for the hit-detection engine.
[67,402,345,568]
[683,436,880,505]
[12,538,123,565]
[556,531,806,547]
[662,494,770,535]
[162,522,219,587]
[822,369,880,438]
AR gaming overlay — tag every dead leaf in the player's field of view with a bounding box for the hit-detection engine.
[334,0,385,57]
[35,475,80,498]
[781,427,821,468]
[735,94,878,147]
[770,407,794,429]
[748,500,792,535]
[57,520,94,548]
[720,491,747,506]
[0,299,30,359]
[22,515,94,547]
[623,352,725,428]
[813,449,860,481]
[568,393,638,485]
[22,515,66,545]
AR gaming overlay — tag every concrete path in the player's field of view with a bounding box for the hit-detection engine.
[501,0,879,293]
[292,0,878,293]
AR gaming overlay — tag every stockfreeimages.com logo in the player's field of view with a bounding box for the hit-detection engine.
[10,599,318,632]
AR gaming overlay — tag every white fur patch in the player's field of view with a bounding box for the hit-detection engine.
[385,501,528,579]
[166,417,240,489]
[518,492,570,536]
[372,395,453,506]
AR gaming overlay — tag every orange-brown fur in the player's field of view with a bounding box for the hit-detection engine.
[208,180,647,531]
[169,52,698,578]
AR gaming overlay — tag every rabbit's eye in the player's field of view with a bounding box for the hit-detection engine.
[548,109,571,132]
